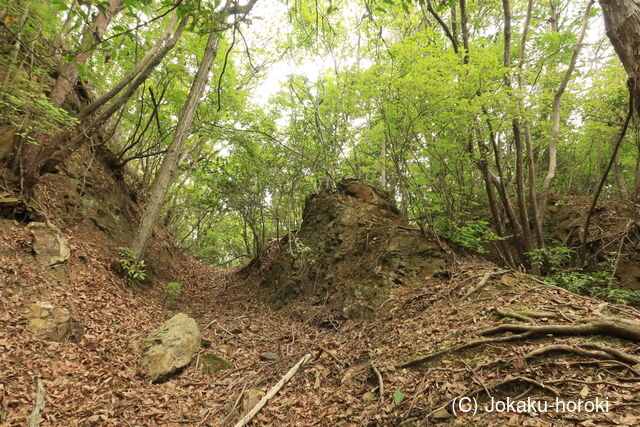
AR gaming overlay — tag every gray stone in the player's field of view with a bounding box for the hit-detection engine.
[28,222,70,266]
[259,352,279,361]
[141,313,201,381]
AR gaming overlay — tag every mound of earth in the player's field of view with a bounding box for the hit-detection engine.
[256,178,446,318]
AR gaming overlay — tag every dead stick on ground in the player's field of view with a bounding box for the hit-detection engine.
[27,378,45,427]
[371,363,384,402]
[320,346,345,367]
[233,353,312,427]
[463,270,507,300]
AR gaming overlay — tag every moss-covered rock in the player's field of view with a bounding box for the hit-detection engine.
[199,351,230,373]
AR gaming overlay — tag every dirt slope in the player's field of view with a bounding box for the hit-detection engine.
[2,172,640,426]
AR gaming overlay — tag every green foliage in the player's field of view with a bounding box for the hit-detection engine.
[288,235,312,259]
[435,219,502,254]
[393,390,404,404]
[164,282,182,306]
[0,79,77,144]
[117,247,146,282]
[546,271,640,308]
[526,247,573,272]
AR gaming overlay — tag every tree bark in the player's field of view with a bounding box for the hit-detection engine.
[459,0,470,64]
[502,0,535,270]
[130,29,221,261]
[599,0,640,117]
[48,0,124,108]
[79,13,180,119]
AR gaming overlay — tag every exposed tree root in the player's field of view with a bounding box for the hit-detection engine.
[397,332,531,368]
[370,363,384,402]
[481,317,640,342]
[399,314,640,369]
[495,307,559,324]
[526,342,640,366]
[462,270,508,300]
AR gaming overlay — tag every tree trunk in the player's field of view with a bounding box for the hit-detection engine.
[48,0,124,108]
[79,13,180,119]
[130,29,221,261]
[18,17,187,193]
[503,0,535,270]
[518,0,545,249]
[599,0,640,117]
[537,0,594,223]
[613,150,628,198]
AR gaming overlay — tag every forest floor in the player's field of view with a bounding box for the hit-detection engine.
[2,156,640,426]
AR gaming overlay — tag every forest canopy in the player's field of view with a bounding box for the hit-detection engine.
[0,0,637,270]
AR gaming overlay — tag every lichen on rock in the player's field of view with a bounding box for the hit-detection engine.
[141,313,201,381]
[27,302,72,341]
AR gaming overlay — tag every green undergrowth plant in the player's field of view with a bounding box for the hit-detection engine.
[164,282,182,307]
[546,270,640,308]
[117,247,146,282]
[434,218,502,254]
[0,77,78,144]
[526,246,574,273]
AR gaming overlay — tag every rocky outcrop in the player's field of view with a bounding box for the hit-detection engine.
[258,178,445,319]
[28,222,70,266]
[27,302,72,341]
[141,313,201,381]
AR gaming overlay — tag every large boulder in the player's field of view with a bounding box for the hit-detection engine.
[27,302,72,341]
[141,313,201,381]
[28,222,70,266]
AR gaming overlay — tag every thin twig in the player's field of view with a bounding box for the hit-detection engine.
[233,353,312,427]
[370,363,384,402]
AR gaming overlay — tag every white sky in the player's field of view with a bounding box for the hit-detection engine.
[239,0,611,109]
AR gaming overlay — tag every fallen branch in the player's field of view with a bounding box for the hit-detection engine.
[233,353,312,427]
[27,378,45,427]
[370,363,384,402]
[463,272,493,300]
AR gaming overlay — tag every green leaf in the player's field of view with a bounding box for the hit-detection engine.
[112,25,126,32]
[51,0,69,11]
[393,390,404,404]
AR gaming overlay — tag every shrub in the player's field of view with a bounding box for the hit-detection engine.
[117,247,146,282]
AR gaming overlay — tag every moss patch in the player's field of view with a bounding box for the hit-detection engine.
[199,351,230,373]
